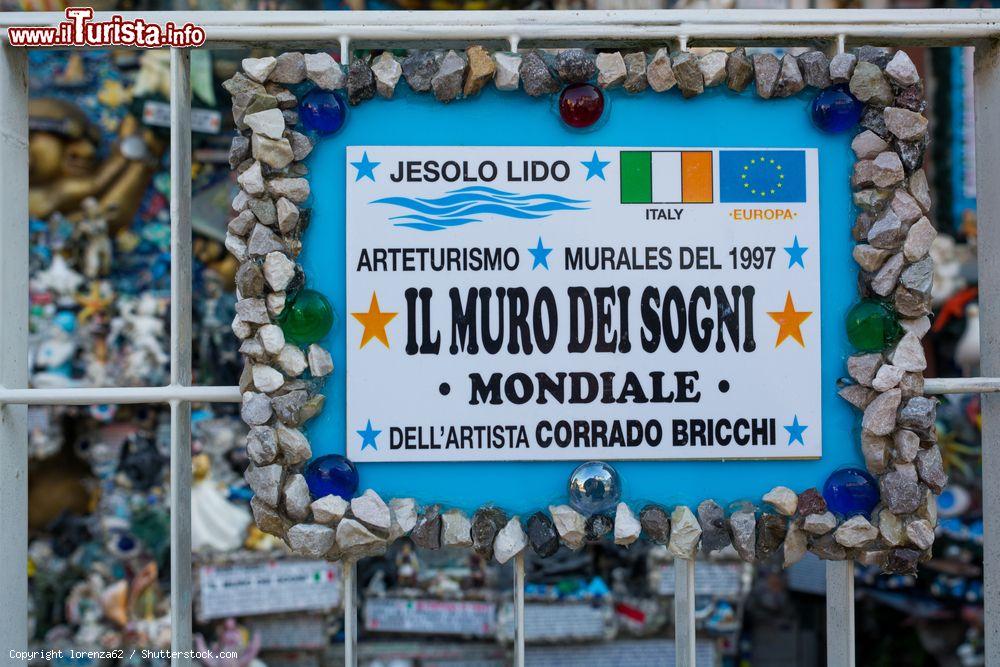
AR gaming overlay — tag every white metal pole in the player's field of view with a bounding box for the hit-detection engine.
[674,558,696,667]
[170,47,194,667]
[514,552,526,667]
[0,40,29,658]
[344,560,358,667]
[826,560,856,667]
[974,38,1000,666]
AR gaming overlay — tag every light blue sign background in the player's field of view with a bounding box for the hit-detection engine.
[301,85,858,513]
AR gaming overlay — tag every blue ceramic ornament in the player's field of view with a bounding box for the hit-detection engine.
[823,467,880,517]
[810,84,863,133]
[305,454,359,499]
[568,461,621,515]
[300,90,347,135]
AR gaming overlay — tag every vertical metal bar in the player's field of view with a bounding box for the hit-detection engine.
[674,558,696,667]
[974,38,1000,666]
[344,560,358,667]
[0,41,29,657]
[514,552,526,667]
[826,560,856,667]
[169,47,194,667]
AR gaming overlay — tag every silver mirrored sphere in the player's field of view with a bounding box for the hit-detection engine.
[568,461,621,515]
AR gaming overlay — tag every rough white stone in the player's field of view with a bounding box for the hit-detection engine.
[762,486,798,516]
[891,190,923,226]
[263,251,296,292]
[803,511,837,535]
[287,524,336,558]
[257,324,285,356]
[872,363,905,391]
[549,504,586,550]
[305,52,346,90]
[884,107,929,141]
[311,495,349,524]
[493,52,521,91]
[372,52,403,99]
[834,515,878,548]
[252,364,284,393]
[614,503,642,546]
[336,518,384,559]
[275,423,311,464]
[276,197,300,234]
[308,344,334,377]
[245,464,283,507]
[232,315,253,340]
[862,388,901,436]
[243,56,277,83]
[596,52,627,89]
[389,498,418,536]
[784,521,808,568]
[872,151,905,188]
[266,292,286,317]
[668,506,702,559]
[904,218,936,262]
[697,51,728,87]
[237,161,265,196]
[851,130,889,160]
[441,510,473,547]
[879,509,905,546]
[906,518,935,550]
[900,315,932,338]
[891,332,927,372]
[244,108,286,140]
[646,48,676,92]
[277,344,308,377]
[350,489,391,533]
[885,50,919,86]
[283,474,311,521]
[494,516,528,564]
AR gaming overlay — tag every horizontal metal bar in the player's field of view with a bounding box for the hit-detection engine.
[924,377,1000,394]
[2,9,1000,48]
[0,385,241,405]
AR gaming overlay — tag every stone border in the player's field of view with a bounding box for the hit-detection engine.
[225,46,941,575]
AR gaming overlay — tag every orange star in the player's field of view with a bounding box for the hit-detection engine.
[767,291,812,348]
[351,292,397,349]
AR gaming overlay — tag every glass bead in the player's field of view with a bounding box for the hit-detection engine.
[304,454,359,500]
[823,467,880,518]
[300,90,347,135]
[280,289,334,346]
[559,83,604,129]
[810,84,863,133]
[568,461,621,515]
[846,299,902,352]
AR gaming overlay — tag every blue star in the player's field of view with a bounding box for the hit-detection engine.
[784,236,808,269]
[351,151,380,182]
[784,415,808,446]
[357,419,381,451]
[528,237,553,270]
[581,150,611,181]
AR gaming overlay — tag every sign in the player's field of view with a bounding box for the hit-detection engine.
[364,598,496,636]
[303,87,856,512]
[345,146,821,462]
[197,559,341,620]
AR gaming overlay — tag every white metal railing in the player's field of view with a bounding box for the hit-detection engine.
[2,9,1000,667]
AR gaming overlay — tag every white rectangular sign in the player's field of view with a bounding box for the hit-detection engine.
[364,598,497,636]
[198,559,341,620]
[345,145,821,462]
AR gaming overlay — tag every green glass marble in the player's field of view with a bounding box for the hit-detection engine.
[280,289,334,345]
[846,299,901,352]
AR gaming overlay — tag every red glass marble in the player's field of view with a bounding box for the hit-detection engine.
[559,83,604,129]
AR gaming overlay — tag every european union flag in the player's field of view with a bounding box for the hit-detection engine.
[719,150,807,203]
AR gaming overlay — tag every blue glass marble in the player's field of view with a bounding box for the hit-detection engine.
[300,90,347,136]
[810,84,863,133]
[822,467,880,517]
[304,454,359,499]
[568,461,621,515]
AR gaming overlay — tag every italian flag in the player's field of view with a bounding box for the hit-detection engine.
[619,150,714,204]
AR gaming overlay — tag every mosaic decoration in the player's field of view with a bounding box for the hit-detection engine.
[226,46,940,574]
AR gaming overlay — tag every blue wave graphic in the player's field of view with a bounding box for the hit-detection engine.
[370,185,589,231]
